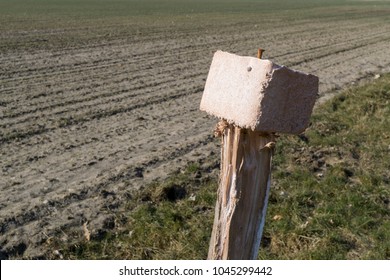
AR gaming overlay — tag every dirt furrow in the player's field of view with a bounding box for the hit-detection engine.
[3,23,387,122]
[1,3,390,258]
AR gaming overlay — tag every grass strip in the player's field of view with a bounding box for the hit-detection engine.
[48,74,390,259]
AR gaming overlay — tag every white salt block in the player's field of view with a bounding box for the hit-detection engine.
[200,50,319,134]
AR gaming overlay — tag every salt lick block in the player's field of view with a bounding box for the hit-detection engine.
[200,51,319,134]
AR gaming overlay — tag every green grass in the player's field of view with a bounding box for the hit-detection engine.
[46,74,390,260]
[261,74,390,259]
[45,164,218,259]
[1,0,388,27]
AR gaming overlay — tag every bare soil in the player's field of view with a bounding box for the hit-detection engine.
[1,5,390,258]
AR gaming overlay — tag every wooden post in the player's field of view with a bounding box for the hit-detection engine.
[200,49,318,260]
[208,123,275,259]
[207,50,274,260]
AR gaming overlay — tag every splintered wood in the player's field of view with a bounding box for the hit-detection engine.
[201,50,318,260]
[208,123,275,260]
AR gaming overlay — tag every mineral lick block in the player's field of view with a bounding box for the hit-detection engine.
[200,50,319,134]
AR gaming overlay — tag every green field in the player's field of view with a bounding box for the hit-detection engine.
[1,0,390,51]
[0,0,365,20]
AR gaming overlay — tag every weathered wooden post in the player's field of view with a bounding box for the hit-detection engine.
[200,50,318,259]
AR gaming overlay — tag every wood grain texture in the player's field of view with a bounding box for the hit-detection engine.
[208,123,275,259]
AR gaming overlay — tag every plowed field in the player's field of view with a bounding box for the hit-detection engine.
[1,0,390,258]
